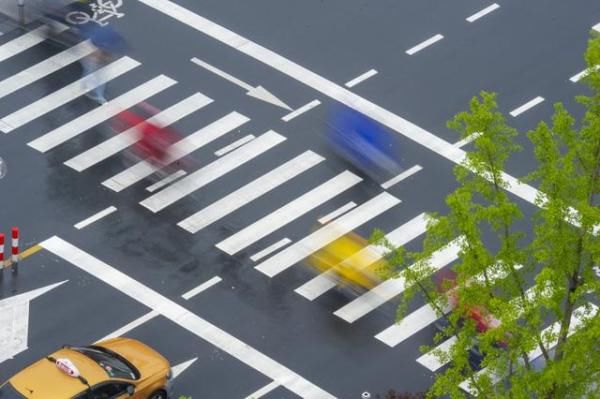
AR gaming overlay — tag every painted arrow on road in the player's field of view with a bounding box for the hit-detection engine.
[171,357,197,379]
[0,281,68,364]
[191,57,292,111]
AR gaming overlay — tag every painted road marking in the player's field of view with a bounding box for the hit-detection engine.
[0,26,67,63]
[40,236,334,399]
[245,381,280,399]
[381,164,423,190]
[27,75,176,152]
[345,69,378,88]
[2,244,42,268]
[255,192,400,278]
[0,41,95,100]
[215,135,255,156]
[416,336,457,372]
[282,99,321,122]
[1,57,140,133]
[406,34,444,55]
[318,201,357,225]
[216,171,362,255]
[453,132,482,147]
[182,276,223,300]
[102,111,247,192]
[569,65,600,83]
[509,96,545,117]
[170,358,197,380]
[593,22,600,34]
[141,131,286,213]
[97,310,158,342]
[179,151,324,233]
[295,213,428,301]
[251,238,292,262]
[74,206,117,230]
[334,238,461,323]
[146,170,187,192]
[65,93,212,172]
[466,4,500,23]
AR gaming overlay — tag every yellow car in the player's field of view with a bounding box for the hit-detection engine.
[0,338,172,399]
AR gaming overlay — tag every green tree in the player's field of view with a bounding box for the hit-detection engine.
[373,37,600,398]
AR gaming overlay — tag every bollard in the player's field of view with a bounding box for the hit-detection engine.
[11,227,18,274]
[0,233,4,281]
[17,0,25,26]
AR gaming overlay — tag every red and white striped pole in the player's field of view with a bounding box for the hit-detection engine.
[11,227,19,273]
[0,233,4,280]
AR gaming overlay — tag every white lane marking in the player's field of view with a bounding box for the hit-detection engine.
[250,238,292,262]
[466,4,500,23]
[416,336,457,372]
[509,96,545,117]
[96,311,158,342]
[216,171,362,255]
[569,65,600,82]
[459,304,598,395]
[103,112,248,192]
[146,170,187,192]
[74,206,117,230]
[453,132,482,147]
[255,192,401,278]
[282,99,321,122]
[0,26,67,63]
[381,165,423,190]
[171,358,198,380]
[141,130,286,213]
[245,381,280,399]
[135,0,550,219]
[182,276,222,300]
[27,75,176,152]
[295,213,429,301]
[406,34,444,55]
[1,57,141,133]
[0,41,95,100]
[345,69,378,88]
[65,92,212,172]
[179,151,324,233]
[215,134,255,156]
[318,201,357,225]
[40,237,335,399]
[334,238,461,323]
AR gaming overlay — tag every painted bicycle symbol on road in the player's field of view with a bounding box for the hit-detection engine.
[66,0,125,26]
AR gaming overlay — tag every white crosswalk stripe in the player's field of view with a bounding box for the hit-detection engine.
[0,26,67,63]
[416,336,457,372]
[140,130,287,213]
[102,111,249,192]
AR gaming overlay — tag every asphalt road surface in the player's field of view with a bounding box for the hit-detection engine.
[0,1,599,398]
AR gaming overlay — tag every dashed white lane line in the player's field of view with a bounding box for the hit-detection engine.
[466,3,500,23]
[146,170,187,193]
[181,276,223,300]
[245,381,280,399]
[381,165,423,190]
[453,132,482,147]
[318,201,357,225]
[569,65,600,82]
[215,135,255,156]
[509,96,545,117]
[40,236,335,399]
[593,22,600,34]
[406,34,444,55]
[250,238,292,262]
[345,69,378,88]
[74,206,117,230]
[282,100,321,122]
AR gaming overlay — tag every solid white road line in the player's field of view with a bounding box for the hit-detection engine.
[466,4,500,23]
[216,171,362,255]
[318,201,357,225]
[381,165,423,190]
[27,75,176,152]
[141,130,286,213]
[250,238,292,262]
[181,276,222,300]
[406,34,444,55]
[509,96,544,117]
[146,170,187,192]
[65,92,212,172]
[282,99,321,122]
[134,0,551,221]
[0,40,95,100]
[102,111,247,192]
[345,69,378,88]
[453,132,482,148]
[215,134,255,156]
[569,65,600,83]
[334,238,461,323]
[0,26,67,63]
[295,212,429,301]
[74,206,117,230]
[416,336,457,372]
[40,236,335,399]
[179,151,324,233]
[96,310,158,342]
[255,192,401,278]
[245,381,280,399]
[1,57,141,133]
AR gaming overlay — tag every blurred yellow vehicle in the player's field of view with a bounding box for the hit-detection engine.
[308,232,384,293]
[0,337,172,399]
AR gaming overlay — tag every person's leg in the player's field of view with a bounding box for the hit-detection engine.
[81,54,107,103]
